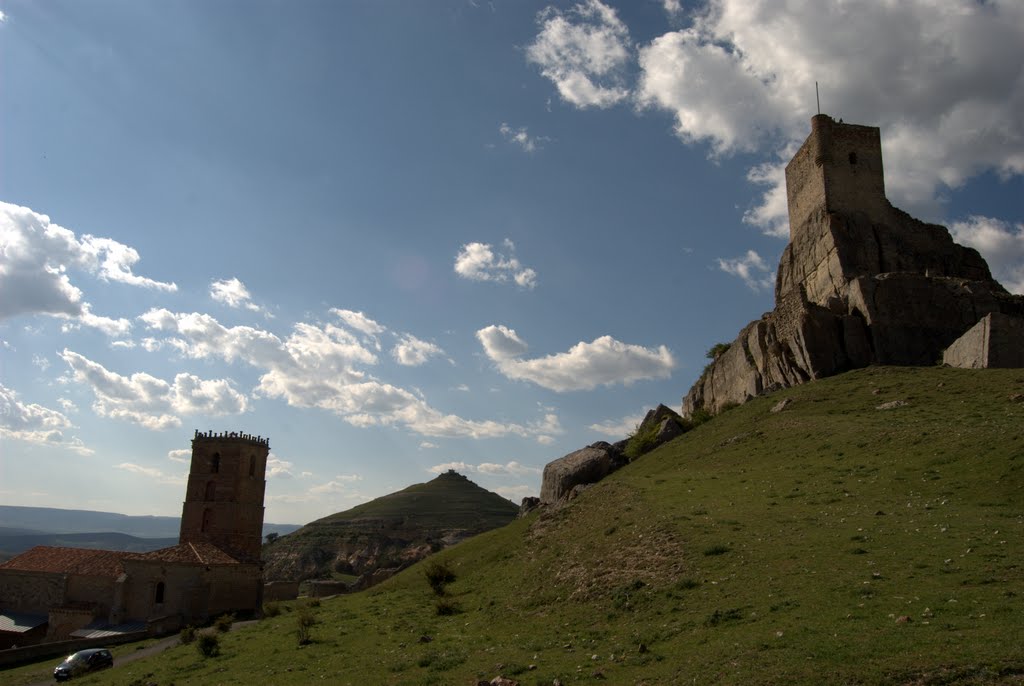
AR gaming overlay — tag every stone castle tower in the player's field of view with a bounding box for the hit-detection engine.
[684,114,1024,415]
[179,431,269,563]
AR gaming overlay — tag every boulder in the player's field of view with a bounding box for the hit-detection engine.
[518,497,541,518]
[540,442,626,505]
[943,312,1024,369]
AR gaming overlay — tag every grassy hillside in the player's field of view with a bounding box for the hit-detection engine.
[30,367,1024,685]
[263,470,519,581]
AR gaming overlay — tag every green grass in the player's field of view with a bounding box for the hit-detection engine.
[11,367,1023,685]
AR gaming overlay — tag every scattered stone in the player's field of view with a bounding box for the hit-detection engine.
[592,670,606,680]
[418,634,432,643]
[770,398,794,413]
[1010,393,1024,403]
[875,400,909,410]
[872,388,882,395]
[490,677,519,686]
[896,615,912,624]
[638,643,648,654]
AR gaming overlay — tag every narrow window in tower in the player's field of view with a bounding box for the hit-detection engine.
[211,453,220,473]
[205,481,216,501]
[249,456,256,477]
[848,151,857,165]
[155,581,165,604]
[202,508,213,532]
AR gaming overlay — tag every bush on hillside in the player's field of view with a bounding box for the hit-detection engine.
[197,633,220,657]
[296,605,316,646]
[179,625,196,644]
[424,560,456,596]
[214,613,234,633]
[624,421,661,460]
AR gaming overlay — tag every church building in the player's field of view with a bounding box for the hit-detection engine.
[0,431,268,647]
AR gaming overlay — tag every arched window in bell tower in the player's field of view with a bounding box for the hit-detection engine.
[155,581,165,604]
[210,453,220,473]
[201,508,213,533]
[205,481,216,501]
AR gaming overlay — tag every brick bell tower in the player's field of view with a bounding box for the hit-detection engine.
[178,430,269,563]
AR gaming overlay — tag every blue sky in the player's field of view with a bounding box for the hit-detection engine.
[2,0,1022,524]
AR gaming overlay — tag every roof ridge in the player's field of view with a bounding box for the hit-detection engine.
[188,541,204,564]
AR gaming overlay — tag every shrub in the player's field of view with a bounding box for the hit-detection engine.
[213,613,234,633]
[706,342,731,360]
[424,560,456,596]
[179,625,196,644]
[196,633,220,657]
[296,605,316,646]
[263,602,281,618]
[306,596,321,608]
[703,544,731,556]
[435,598,461,616]
[624,421,661,460]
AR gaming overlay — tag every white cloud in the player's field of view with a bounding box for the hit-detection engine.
[116,462,186,485]
[526,0,631,109]
[427,460,541,476]
[267,454,296,479]
[210,277,267,314]
[631,0,1024,232]
[499,123,550,153]
[717,250,775,292]
[476,324,675,392]
[419,441,439,449]
[494,484,536,502]
[662,0,683,16]
[139,308,547,440]
[949,216,1024,294]
[167,448,191,463]
[309,474,363,495]
[59,349,248,430]
[589,412,645,438]
[454,240,537,289]
[0,201,175,333]
[331,308,386,337]
[0,382,93,455]
[32,355,51,371]
[392,334,445,366]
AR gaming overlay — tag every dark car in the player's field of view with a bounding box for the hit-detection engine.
[53,648,113,681]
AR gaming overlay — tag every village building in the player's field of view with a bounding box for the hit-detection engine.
[0,431,268,648]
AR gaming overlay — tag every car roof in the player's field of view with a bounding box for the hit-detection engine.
[72,648,110,656]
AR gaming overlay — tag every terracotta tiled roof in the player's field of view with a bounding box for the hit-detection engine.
[0,546,128,577]
[125,541,241,565]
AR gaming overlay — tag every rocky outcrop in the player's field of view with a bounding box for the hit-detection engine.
[943,312,1024,369]
[539,442,627,506]
[685,115,1024,416]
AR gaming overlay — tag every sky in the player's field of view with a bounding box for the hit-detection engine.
[1,0,1022,525]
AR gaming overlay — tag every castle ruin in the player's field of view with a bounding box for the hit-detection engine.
[684,115,1024,415]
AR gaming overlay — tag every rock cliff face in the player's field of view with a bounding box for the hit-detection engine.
[685,115,1024,416]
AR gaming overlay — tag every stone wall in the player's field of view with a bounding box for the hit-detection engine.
[0,570,65,614]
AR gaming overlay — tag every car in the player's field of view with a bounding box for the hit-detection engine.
[52,648,113,681]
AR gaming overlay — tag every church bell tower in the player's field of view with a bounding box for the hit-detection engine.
[178,430,269,563]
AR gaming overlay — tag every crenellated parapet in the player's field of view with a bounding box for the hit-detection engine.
[193,429,269,450]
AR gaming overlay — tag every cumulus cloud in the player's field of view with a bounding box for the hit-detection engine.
[526,0,631,109]
[139,308,553,441]
[949,216,1024,294]
[116,462,186,485]
[589,412,645,438]
[59,349,248,430]
[525,2,1023,236]
[267,454,296,479]
[0,201,176,332]
[210,277,268,314]
[717,250,776,292]
[309,473,363,495]
[331,308,386,337]
[392,334,445,366]
[631,0,1024,231]
[476,324,675,392]
[167,448,191,463]
[454,239,537,289]
[494,485,536,501]
[0,382,93,455]
[499,123,550,153]
[427,460,541,476]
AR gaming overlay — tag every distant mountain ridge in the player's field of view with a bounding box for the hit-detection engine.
[0,505,301,561]
[262,470,519,585]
